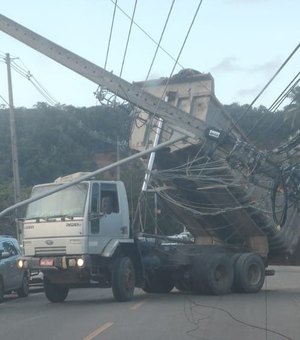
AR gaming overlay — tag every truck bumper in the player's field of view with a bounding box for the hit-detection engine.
[17,254,92,271]
[17,255,93,285]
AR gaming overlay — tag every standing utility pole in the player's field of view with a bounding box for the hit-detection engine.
[6,53,21,240]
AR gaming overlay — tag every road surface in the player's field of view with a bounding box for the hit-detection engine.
[0,266,299,340]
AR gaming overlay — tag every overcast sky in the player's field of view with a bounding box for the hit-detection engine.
[0,0,299,109]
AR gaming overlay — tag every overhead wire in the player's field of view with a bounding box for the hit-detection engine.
[109,0,184,69]
[0,55,58,106]
[132,0,176,147]
[104,0,118,71]
[11,63,57,106]
[144,0,176,83]
[268,71,300,112]
[133,0,203,155]
[94,0,119,103]
[152,0,204,117]
[119,0,137,78]
[17,58,58,105]
[132,1,205,233]
[0,94,9,106]
[245,72,300,140]
[271,78,300,113]
[227,42,300,138]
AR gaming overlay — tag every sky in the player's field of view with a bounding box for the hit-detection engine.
[0,0,299,109]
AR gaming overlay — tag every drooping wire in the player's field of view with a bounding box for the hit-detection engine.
[9,60,58,106]
[0,55,58,106]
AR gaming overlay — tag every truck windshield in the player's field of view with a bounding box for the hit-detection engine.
[25,183,88,219]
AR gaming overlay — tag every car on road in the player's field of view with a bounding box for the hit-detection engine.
[0,235,29,302]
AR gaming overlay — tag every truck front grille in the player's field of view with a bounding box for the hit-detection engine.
[35,246,66,256]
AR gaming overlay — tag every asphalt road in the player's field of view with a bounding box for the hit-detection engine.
[1,266,300,340]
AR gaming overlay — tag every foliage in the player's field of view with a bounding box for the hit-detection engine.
[224,101,296,149]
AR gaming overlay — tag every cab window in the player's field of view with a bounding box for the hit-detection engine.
[100,183,119,214]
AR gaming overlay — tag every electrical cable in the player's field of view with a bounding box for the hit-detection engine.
[152,0,204,118]
[119,0,137,78]
[269,71,300,112]
[105,0,118,71]
[227,42,300,138]
[94,0,118,102]
[109,0,184,69]
[271,78,300,113]
[132,0,176,139]
[0,94,9,106]
[1,55,58,106]
[245,73,300,139]
[9,58,58,105]
[144,0,176,84]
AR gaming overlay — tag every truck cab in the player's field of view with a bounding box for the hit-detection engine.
[18,176,139,302]
[23,179,130,257]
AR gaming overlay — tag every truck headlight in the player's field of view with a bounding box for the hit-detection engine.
[77,258,84,267]
[17,259,27,269]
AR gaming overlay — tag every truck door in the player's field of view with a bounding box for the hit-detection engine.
[89,182,124,254]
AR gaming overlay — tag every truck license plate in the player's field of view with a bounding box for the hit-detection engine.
[40,258,54,266]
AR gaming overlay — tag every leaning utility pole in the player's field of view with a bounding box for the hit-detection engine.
[6,53,21,240]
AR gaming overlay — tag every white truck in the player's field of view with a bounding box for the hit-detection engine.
[1,14,300,303]
[18,174,264,302]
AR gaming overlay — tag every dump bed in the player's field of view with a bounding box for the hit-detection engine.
[131,70,300,264]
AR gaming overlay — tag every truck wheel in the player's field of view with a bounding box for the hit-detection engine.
[0,279,4,303]
[112,256,135,302]
[143,271,174,294]
[17,274,29,298]
[44,278,69,303]
[233,253,265,293]
[192,253,233,295]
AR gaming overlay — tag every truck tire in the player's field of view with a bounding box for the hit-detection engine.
[192,253,233,295]
[0,278,4,303]
[143,271,174,294]
[17,274,29,298]
[112,256,135,302]
[44,277,69,303]
[232,253,265,293]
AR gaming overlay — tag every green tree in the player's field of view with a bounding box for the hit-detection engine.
[283,86,300,130]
